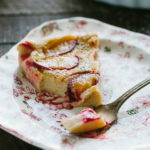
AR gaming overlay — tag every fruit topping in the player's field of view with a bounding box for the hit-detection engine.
[27,55,79,71]
[18,41,35,61]
[45,40,77,57]
[67,72,99,101]
[80,108,101,123]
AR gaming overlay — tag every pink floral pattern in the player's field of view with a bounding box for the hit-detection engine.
[41,22,61,35]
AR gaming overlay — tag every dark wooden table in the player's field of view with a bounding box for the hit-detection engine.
[0,0,150,149]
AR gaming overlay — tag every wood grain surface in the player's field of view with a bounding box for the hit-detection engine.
[0,0,150,149]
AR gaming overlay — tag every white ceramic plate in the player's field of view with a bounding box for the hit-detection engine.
[1,17,150,150]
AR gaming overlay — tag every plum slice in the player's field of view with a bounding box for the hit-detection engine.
[80,108,101,123]
[67,72,99,101]
[61,108,106,133]
[17,41,35,61]
[27,55,79,71]
[45,39,77,57]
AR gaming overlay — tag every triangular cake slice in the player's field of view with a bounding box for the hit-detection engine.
[17,34,102,108]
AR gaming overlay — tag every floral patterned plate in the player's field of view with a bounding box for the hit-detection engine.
[0,17,150,150]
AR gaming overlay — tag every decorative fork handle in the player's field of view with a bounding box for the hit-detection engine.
[108,77,150,112]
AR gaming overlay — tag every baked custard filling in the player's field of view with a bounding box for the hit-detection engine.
[17,34,102,108]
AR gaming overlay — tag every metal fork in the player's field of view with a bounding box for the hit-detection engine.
[95,77,150,124]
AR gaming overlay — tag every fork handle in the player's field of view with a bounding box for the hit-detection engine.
[108,77,150,112]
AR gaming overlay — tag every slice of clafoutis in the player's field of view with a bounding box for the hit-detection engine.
[61,108,106,133]
[17,34,102,107]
